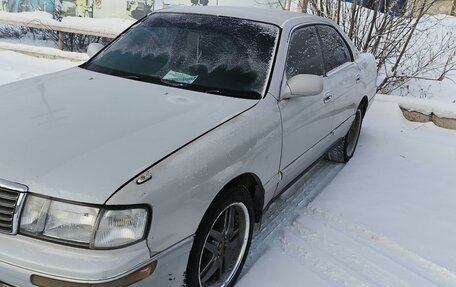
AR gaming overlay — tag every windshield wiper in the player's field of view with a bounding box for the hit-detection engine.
[125,75,142,80]
[123,74,162,85]
[205,90,225,95]
[205,89,255,99]
[123,75,155,83]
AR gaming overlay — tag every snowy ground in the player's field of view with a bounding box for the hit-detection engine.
[1,51,456,286]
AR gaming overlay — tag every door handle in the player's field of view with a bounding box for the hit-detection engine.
[355,74,361,82]
[323,93,333,104]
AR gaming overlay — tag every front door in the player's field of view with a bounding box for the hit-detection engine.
[278,25,334,192]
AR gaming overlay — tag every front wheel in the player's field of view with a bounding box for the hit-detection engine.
[327,108,363,163]
[186,185,254,287]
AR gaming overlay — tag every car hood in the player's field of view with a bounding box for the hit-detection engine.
[0,67,257,204]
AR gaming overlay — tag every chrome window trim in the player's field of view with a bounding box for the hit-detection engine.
[325,61,356,78]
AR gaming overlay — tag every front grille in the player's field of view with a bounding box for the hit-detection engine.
[0,188,20,234]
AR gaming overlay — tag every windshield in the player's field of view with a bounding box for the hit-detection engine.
[83,13,279,100]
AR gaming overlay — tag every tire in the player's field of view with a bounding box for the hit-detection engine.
[186,185,254,287]
[327,108,363,163]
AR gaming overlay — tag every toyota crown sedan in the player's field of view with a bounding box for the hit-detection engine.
[0,6,376,287]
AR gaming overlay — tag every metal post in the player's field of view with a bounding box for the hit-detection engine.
[298,0,308,12]
[58,31,64,50]
[286,0,292,10]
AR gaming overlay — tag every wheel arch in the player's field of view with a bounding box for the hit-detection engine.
[359,96,369,118]
[219,173,265,223]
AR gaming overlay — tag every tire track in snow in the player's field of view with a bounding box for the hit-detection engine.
[301,205,456,287]
[241,157,456,287]
[287,222,413,287]
[277,235,374,287]
[243,159,344,273]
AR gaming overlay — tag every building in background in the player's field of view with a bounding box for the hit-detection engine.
[61,0,96,17]
[4,0,55,13]
[2,0,280,19]
[126,0,153,19]
[1,0,453,18]
[416,0,454,15]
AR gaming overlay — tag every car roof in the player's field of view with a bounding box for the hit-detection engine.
[157,6,325,28]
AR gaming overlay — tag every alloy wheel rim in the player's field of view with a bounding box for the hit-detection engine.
[346,110,362,157]
[198,202,250,287]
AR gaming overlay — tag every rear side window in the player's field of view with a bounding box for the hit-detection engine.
[286,26,325,78]
[317,25,352,72]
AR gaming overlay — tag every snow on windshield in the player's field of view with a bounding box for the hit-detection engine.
[85,13,279,99]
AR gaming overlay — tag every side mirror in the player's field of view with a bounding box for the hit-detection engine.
[87,43,105,58]
[282,74,324,99]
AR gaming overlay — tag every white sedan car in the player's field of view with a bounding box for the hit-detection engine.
[0,6,376,287]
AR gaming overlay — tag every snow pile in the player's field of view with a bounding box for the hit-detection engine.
[377,94,456,119]
[0,41,88,61]
[59,16,134,37]
[0,11,53,22]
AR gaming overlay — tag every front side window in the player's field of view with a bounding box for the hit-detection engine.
[83,13,279,100]
[317,25,352,72]
[286,26,325,79]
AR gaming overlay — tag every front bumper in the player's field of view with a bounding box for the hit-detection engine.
[0,234,193,287]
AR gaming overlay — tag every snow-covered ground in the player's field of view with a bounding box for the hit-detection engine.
[0,51,455,286]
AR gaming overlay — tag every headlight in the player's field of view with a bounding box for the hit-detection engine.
[93,208,149,249]
[20,196,99,244]
[20,195,150,249]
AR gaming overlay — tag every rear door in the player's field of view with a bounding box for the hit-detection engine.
[316,25,361,131]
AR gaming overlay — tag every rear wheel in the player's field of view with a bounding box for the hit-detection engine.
[186,186,254,287]
[327,108,363,163]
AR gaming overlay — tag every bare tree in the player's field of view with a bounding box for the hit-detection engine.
[258,0,456,95]
[297,0,309,12]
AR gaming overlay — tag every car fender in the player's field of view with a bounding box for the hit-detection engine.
[106,93,282,255]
